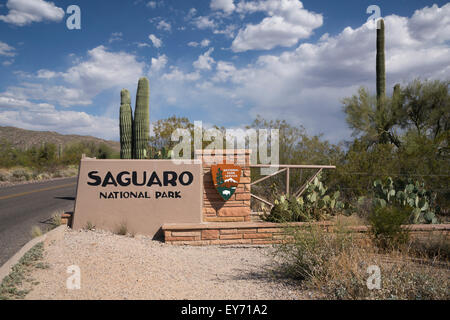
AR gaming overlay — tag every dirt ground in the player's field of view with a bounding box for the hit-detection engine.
[24,227,310,300]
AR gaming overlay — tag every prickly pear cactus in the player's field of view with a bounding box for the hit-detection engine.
[299,173,344,219]
[133,77,150,159]
[119,89,133,159]
[402,180,437,224]
[369,177,438,224]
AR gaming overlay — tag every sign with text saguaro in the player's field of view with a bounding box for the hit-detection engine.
[72,159,202,238]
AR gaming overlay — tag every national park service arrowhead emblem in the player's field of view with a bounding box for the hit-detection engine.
[211,164,241,201]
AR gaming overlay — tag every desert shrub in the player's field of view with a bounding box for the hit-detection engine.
[61,141,117,165]
[84,221,95,231]
[0,170,11,182]
[271,223,449,300]
[11,168,32,182]
[51,212,62,228]
[115,222,128,236]
[96,143,116,159]
[58,166,78,177]
[30,226,43,238]
[51,170,63,178]
[320,257,449,300]
[368,206,411,251]
[35,173,51,181]
[273,224,355,281]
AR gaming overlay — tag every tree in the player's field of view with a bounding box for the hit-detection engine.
[401,79,449,140]
[342,87,402,148]
[149,115,194,158]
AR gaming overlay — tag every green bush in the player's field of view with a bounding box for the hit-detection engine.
[368,206,411,250]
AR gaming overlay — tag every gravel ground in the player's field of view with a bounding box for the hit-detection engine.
[25,227,308,300]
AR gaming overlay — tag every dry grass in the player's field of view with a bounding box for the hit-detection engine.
[334,214,367,227]
[272,222,449,300]
[30,226,43,239]
[50,212,62,228]
[84,221,95,231]
[115,222,128,236]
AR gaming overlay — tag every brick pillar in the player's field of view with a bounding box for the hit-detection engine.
[195,149,251,222]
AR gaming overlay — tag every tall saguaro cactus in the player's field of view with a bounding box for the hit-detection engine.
[119,89,133,159]
[376,19,386,111]
[133,77,150,159]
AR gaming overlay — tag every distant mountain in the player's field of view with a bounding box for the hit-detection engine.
[0,126,120,152]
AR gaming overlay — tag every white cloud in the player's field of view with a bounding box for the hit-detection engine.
[201,39,211,47]
[167,96,177,104]
[210,0,235,14]
[0,94,54,110]
[0,98,118,140]
[162,67,200,82]
[193,48,215,70]
[4,46,145,109]
[0,45,146,139]
[62,46,145,98]
[150,54,168,72]
[232,0,323,52]
[36,69,57,79]
[0,0,64,26]
[407,4,450,44]
[5,83,92,107]
[186,8,197,20]
[109,32,123,43]
[146,1,156,8]
[188,39,211,48]
[149,34,162,48]
[0,41,15,57]
[213,24,237,38]
[212,61,236,82]
[193,16,216,29]
[157,20,171,32]
[136,42,151,48]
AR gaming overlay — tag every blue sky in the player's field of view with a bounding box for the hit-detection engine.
[0,0,449,142]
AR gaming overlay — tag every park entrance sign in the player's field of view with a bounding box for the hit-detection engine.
[72,159,202,238]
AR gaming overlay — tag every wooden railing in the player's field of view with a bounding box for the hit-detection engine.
[250,164,336,208]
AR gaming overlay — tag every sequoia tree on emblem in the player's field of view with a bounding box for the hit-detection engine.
[211,164,241,201]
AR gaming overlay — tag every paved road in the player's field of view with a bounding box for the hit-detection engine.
[0,177,77,267]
